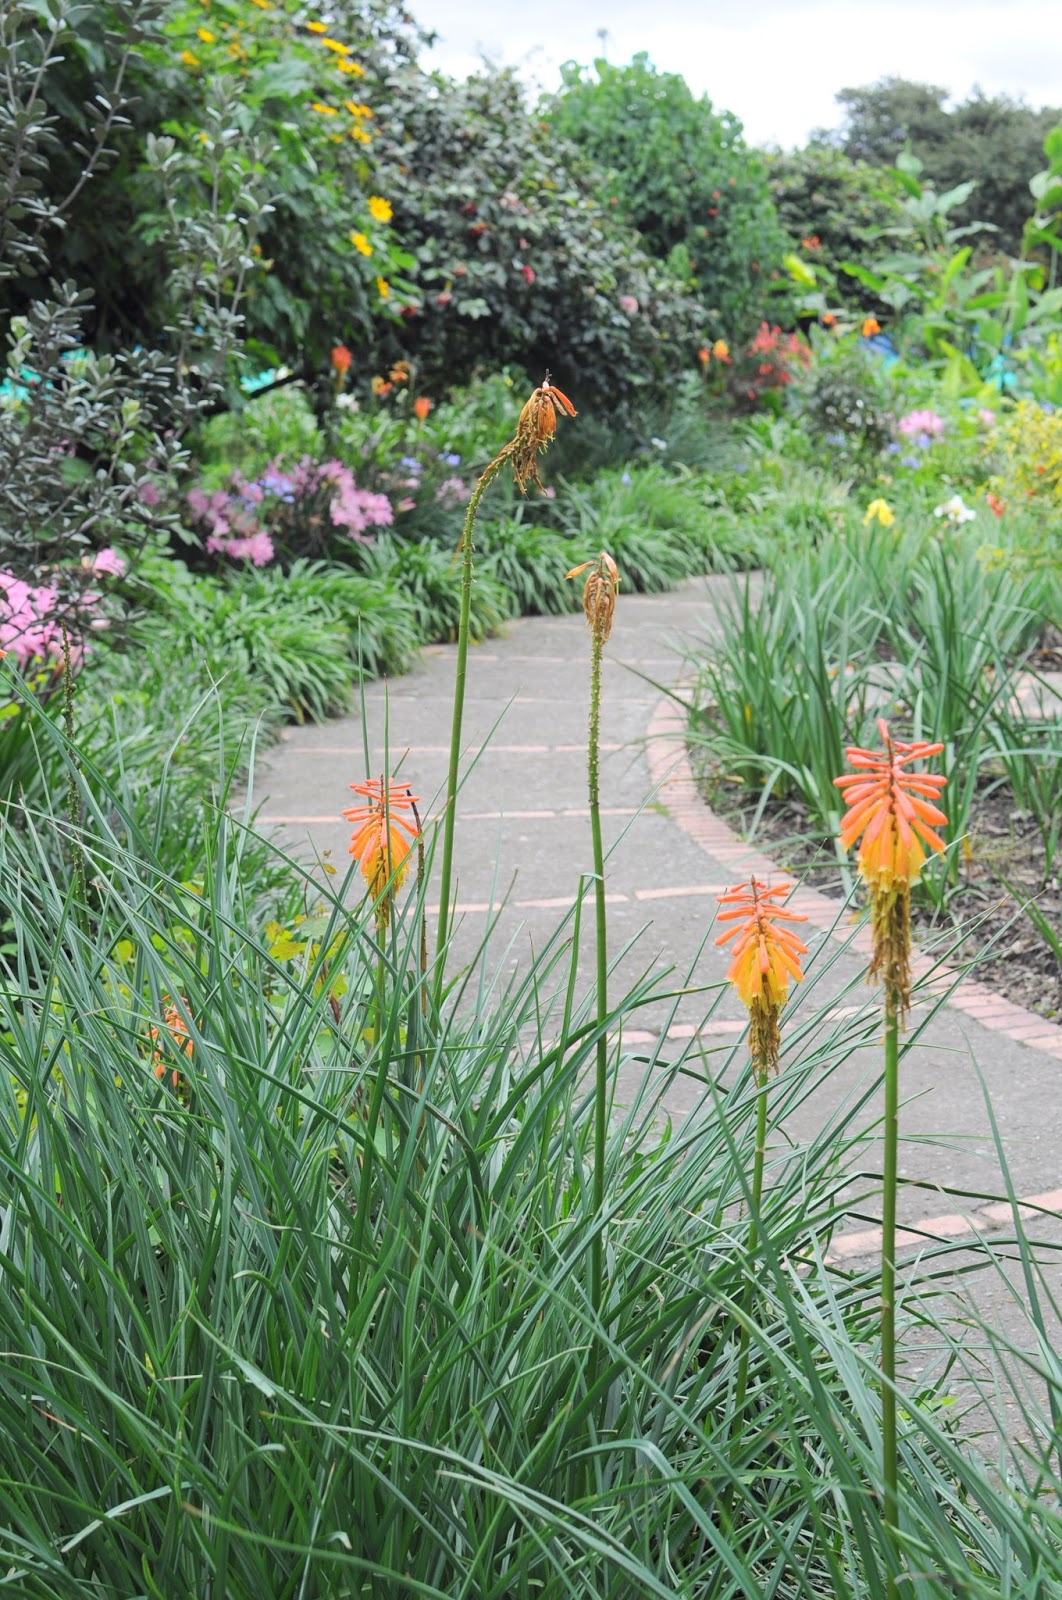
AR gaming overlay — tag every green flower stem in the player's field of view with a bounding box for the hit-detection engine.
[881,991,901,1598]
[733,1075,768,1422]
[61,627,86,926]
[434,452,509,998]
[588,626,608,1361]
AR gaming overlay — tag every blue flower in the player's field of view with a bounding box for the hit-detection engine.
[441,451,461,466]
[901,455,920,469]
[399,455,422,472]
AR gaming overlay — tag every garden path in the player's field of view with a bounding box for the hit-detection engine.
[256,577,1062,1277]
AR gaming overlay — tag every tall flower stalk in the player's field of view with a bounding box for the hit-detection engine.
[715,878,807,1420]
[434,379,576,992]
[344,775,421,1219]
[835,719,947,1596]
[566,551,620,1360]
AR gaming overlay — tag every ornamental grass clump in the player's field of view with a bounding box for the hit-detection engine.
[835,718,948,1599]
[436,377,576,985]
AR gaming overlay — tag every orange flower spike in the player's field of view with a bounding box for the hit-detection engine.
[834,720,947,1015]
[715,880,808,1077]
[343,777,420,906]
[150,997,194,1089]
[834,718,948,891]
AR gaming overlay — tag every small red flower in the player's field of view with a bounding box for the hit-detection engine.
[520,264,535,285]
[412,395,431,420]
[330,344,352,375]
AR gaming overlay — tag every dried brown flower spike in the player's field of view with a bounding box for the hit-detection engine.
[566,551,620,644]
[511,377,577,491]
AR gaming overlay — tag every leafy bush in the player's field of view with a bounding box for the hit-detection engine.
[545,54,787,343]
[787,339,894,472]
[765,145,896,311]
[370,64,706,413]
[815,75,1062,256]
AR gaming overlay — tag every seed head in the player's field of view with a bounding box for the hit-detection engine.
[566,551,620,644]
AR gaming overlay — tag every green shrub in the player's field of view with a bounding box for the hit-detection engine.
[544,54,787,343]
[371,64,706,414]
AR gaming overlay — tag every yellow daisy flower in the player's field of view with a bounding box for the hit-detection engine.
[350,232,372,256]
[368,195,392,223]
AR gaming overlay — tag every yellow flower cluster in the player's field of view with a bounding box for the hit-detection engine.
[368,195,392,223]
[350,231,372,257]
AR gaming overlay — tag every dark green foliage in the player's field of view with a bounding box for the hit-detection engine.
[370,64,706,414]
[765,146,895,309]
[814,76,1062,255]
[365,536,513,642]
[477,519,581,616]
[544,54,787,341]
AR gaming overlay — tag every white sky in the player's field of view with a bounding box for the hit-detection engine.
[412,0,1062,148]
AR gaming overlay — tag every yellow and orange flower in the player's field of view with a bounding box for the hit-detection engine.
[834,719,947,894]
[343,777,420,906]
[712,338,731,363]
[861,315,881,338]
[715,879,808,1078]
[835,720,947,1013]
[149,997,194,1089]
[331,343,352,379]
[412,395,431,420]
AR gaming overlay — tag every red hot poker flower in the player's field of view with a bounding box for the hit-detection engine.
[715,879,808,1078]
[834,719,948,893]
[715,879,809,1008]
[343,776,420,906]
[150,997,194,1089]
[835,719,947,1015]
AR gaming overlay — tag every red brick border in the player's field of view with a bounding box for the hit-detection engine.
[645,693,1062,1062]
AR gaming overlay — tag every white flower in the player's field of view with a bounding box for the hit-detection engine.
[650,436,668,451]
[933,494,976,524]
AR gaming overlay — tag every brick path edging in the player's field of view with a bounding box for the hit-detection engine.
[644,693,1062,1062]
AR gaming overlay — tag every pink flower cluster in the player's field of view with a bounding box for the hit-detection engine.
[897,409,945,438]
[311,459,394,538]
[186,457,394,565]
[187,485,275,566]
[0,572,82,667]
[434,476,471,508]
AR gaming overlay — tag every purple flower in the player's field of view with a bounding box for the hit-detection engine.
[441,452,461,466]
[900,455,920,468]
